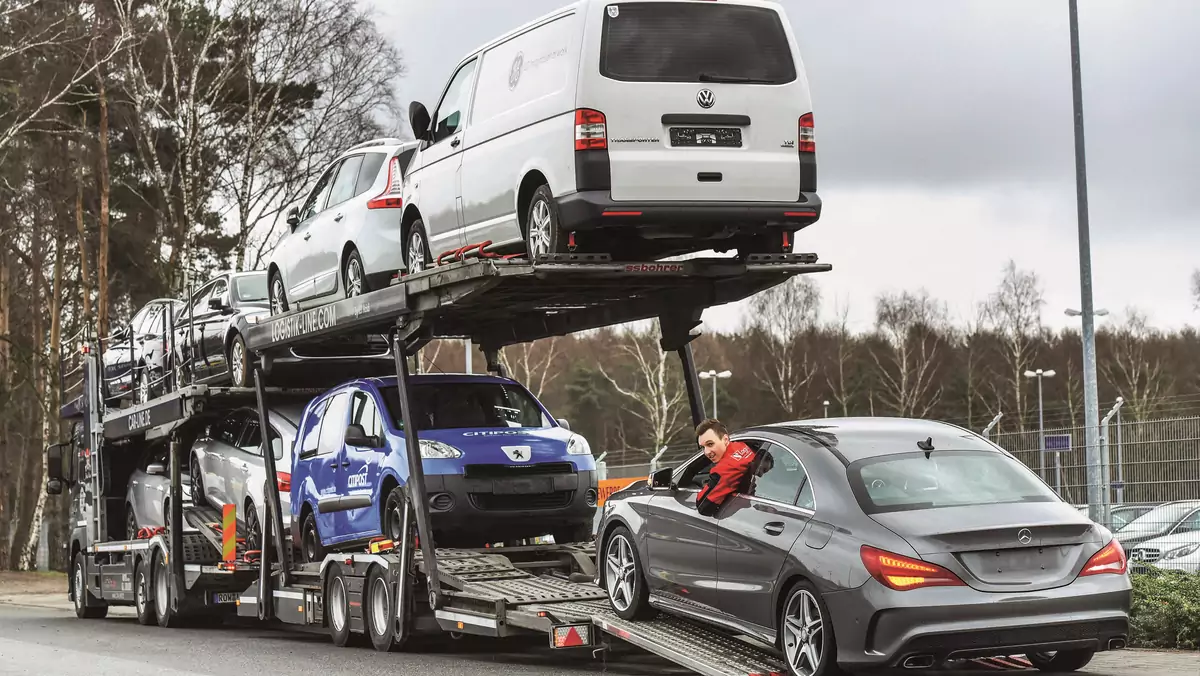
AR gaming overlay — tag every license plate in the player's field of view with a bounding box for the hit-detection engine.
[493,477,555,495]
[213,592,239,604]
[669,127,742,148]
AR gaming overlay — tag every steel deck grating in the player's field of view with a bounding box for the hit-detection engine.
[464,575,607,605]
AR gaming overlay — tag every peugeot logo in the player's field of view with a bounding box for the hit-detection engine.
[1017,528,1033,545]
[696,88,715,109]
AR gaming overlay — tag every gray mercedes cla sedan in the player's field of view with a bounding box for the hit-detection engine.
[596,418,1130,676]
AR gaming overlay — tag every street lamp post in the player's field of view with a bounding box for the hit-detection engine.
[1024,368,1057,488]
[698,370,732,419]
[823,400,830,418]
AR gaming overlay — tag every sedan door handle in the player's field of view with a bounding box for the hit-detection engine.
[763,522,785,536]
[340,461,350,468]
[334,212,344,222]
[450,137,461,148]
[303,232,311,240]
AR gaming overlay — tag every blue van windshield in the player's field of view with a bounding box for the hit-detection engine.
[378,383,548,431]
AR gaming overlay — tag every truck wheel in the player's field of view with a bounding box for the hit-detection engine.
[134,558,155,626]
[326,568,352,647]
[365,565,407,652]
[153,549,179,627]
[72,553,108,619]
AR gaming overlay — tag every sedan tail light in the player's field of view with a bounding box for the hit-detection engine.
[860,545,965,591]
[276,472,291,492]
[1079,539,1127,576]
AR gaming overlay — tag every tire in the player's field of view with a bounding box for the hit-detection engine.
[136,366,152,404]
[382,487,408,542]
[406,220,431,274]
[1027,649,1096,672]
[190,455,207,509]
[525,185,569,260]
[153,548,180,627]
[72,553,108,619]
[163,499,172,532]
[779,580,844,676]
[344,248,369,297]
[365,565,406,652]
[227,333,248,388]
[326,568,353,647]
[134,558,155,626]
[245,500,261,551]
[602,526,652,620]
[269,269,289,315]
[126,507,139,540]
[301,511,325,564]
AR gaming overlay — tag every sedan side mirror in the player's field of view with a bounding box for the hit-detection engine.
[286,206,300,229]
[146,463,166,476]
[649,467,674,490]
[409,101,432,143]
[344,423,380,449]
[207,297,225,312]
[556,418,571,432]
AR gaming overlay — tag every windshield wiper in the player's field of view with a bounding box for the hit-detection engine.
[698,72,776,84]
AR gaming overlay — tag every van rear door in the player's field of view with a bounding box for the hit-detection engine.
[583,1,809,203]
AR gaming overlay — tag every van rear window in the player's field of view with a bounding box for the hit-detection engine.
[599,3,796,84]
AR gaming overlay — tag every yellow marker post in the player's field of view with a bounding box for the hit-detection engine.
[222,504,236,561]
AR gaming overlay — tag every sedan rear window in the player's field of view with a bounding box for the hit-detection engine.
[379,383,549,431]
[600,2,796,84]
[848,450,1060,514]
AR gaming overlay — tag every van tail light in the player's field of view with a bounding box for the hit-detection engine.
[276,472,291,492]
[367,155,404,209]
[1079,539,1127,577]
[798,113,815,153]
[575,109,607,151]
[860,545,965,591]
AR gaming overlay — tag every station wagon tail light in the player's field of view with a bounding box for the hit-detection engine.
[367,155,404,209]
[798,113,815,153]
[1080,539,1127,576]
[860,545,964,591]
[276,472,291,492]
[575,109,607,151]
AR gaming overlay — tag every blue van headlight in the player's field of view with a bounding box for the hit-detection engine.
[567,434,592,456]
[419,439,463,459]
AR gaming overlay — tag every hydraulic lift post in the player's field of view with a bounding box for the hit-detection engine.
[255,367,290,606]
[392,331,442,607]
[168,433,184,611]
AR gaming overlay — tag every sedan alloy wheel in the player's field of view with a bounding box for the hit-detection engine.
[782,588,826,676]
[604,533,637,612]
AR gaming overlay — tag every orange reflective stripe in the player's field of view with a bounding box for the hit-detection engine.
[222,504,236,561]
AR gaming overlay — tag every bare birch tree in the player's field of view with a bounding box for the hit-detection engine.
[982,261,1044,430]
[597,325,686,454]
[747,275,820,417]
[501,338,560,400]
[824,300,855,417]
[871,290,947,417]
[1099,309,1171,421]
[1192,270,1200,310]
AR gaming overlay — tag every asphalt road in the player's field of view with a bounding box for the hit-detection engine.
[0,603,1195,676]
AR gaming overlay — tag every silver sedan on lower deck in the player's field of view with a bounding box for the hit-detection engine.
[597,418,1130,676]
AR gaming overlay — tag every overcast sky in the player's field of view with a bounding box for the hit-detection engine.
[365,0,1200,335]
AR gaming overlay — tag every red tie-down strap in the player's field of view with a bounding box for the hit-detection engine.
[242,549,262,564]
[135,526,167,540]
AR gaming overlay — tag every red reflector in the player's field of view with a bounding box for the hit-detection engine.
[784,211,817,217]
[860,545,965,591]
[1080,539,1127,576]
[602,211,642,217]
[552,624,590,648]
[367,197,403,209]
[782,231,790,248]
[276,472,291,492]
[798,113,815,153]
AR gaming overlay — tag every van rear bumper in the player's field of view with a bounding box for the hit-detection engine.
[554,191,822,235]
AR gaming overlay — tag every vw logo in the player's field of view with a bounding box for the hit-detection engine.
[508,52,524,90]
[696,88,715,109]
[1017,528,1033,545]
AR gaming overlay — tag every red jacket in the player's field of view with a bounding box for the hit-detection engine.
[697,441,756,516]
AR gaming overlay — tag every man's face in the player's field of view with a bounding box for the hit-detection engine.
[699,429,730,463]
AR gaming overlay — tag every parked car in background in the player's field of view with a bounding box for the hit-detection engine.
[291,374,597,562]
[268,138,420,314]
[1076,503,1156,532]
[189,403,307,548]
[1114,500,1200,549]
[1126,511,1200,573]
[102,298,183,405]
[125,444,192,538]
[401,0,820,267]
[599,418,1130,675]
[174,271,269,388]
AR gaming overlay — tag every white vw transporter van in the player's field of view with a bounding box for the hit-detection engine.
[401,0,820,268]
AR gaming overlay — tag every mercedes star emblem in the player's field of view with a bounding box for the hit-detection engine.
[696,88,715,109]
[1017,528,1033,545]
